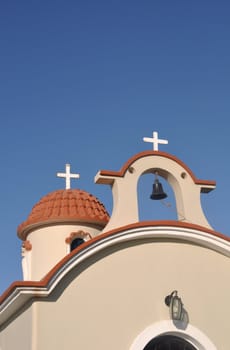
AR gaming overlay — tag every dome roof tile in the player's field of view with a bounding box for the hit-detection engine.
[17,189,110,240]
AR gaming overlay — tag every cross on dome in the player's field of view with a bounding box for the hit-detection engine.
[57,164,80,189]
[143,131,168,151]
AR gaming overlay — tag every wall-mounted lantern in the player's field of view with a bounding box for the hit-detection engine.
[165,290,183,321]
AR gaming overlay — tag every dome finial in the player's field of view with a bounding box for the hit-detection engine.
[56,163,80,189]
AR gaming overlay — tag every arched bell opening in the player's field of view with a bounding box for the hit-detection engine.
[137,171,178,222]
[96,151,215,231]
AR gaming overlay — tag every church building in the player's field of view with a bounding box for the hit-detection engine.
[0,131,229,349]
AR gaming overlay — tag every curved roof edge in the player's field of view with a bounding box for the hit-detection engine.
[1,220,229,326]
[97,151,216,190]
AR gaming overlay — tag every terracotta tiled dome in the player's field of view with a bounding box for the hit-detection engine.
[17,189,110,240]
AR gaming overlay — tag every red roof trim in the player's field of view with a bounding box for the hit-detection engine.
[99,151,216,187]
[1,220,228,304]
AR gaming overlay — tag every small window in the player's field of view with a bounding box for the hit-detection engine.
[143,335,197,350]
[70,238,85,251]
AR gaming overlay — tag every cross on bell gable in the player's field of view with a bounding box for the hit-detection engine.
[143,131,168,151]
[57,164,80,189]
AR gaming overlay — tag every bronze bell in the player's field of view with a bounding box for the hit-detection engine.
[150,178,167,200]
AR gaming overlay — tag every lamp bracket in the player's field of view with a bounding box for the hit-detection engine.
[165,290,178,306]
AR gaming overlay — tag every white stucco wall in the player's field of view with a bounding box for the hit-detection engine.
[25,223,102,280]
[0,303,33,350]
[33,240,230,350]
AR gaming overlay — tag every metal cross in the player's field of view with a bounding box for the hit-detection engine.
[57,164,80,189]
[143,131,168,151]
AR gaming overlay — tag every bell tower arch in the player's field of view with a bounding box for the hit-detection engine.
[95,150,215,232]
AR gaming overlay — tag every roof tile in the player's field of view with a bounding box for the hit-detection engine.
[17,189,110,240]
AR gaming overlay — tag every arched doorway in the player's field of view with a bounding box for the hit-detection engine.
[143,335,197,350]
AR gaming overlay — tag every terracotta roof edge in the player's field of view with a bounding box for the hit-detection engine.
[98,151,216,188]
[1,220,229,306]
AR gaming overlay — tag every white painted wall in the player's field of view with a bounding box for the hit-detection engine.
[33,239,230,349]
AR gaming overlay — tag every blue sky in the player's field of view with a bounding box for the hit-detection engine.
[0,0,229,294]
